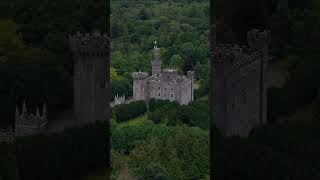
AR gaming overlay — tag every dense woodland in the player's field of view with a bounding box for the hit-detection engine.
[110,0,210,179]
[110,0,210,100]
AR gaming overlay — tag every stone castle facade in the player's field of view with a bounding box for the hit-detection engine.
[132,43,194,105]
[4,31,108,139]
[212,26,270,137]
[14,101,48,137]
[69,31,108,124]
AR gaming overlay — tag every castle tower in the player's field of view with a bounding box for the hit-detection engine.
[187,71,195,101]
[213,28,270,137]
[151,41,161,75]
[15,101,48,136]
[132,71,148,101]
[69,31,108,124]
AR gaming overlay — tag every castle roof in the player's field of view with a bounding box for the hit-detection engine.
[147,70,187,84]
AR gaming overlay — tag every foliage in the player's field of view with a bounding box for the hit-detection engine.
[0,122,107,180]
[147,98,209,129]
[110,79,132,101]
[214,119,320,179]
[110,120,209,179]
[114,101,147,123]
[128,126,209,179]
[110,0,210,96]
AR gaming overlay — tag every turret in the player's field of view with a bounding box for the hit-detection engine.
[69,31,108,124]
[151,41,161,75]
[132,71,149,101]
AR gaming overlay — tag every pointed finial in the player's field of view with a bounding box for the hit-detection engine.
[22,100,27,114]
[36,106,40,117]
[15,105,19,118]
[43,102,47,117]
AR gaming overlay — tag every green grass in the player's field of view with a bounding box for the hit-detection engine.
[119,114,153,127]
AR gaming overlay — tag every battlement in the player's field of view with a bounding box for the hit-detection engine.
[15,101,48,127]
[247,29,270,50]
[162,68,178,74]
[69,31,109,56]
[0,126,14,143]
[132,71,149,79]
[114,94,125,105]
[187,71,195,78]
[214,29,270,69]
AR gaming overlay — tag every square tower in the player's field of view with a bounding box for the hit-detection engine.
[69,32,108,125]
[213,29,270,137]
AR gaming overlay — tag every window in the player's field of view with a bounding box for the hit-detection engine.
[158,93,160,96]
[171,94,174,97]
[242,90,247,104]
[158,87,160,90]
[101,80,105,88]
[165,88,167,90]
[171,88,173,91]
[164,93,166,97]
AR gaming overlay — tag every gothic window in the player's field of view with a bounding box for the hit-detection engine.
[165,87,167,91]
[171,94,174,97]
[164,93,166,97]
[171,88,173,91]
[158,93,160,97]
[158,87,160,90]
[242,90,247,104]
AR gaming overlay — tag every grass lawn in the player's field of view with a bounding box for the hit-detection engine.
[119,114,153,127]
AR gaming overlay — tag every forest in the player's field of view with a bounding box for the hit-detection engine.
[110,0,210,179]
[213,0,320,179]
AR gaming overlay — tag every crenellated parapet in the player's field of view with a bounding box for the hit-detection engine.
[15,101,48,129]
[247,29,270,50]
[214,29,270,71]
[132,71,149,79]
[69,31,109,57]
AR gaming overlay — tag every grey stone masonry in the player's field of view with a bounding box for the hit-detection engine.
[15,101,48,137]
[212,27,270,137]
[69,31,108,125]
[132,42,194,105]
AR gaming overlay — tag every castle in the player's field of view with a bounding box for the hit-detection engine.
[212,26,270,137]
[14,101,48,137]
[69,31,108,124]
[132,42,194,105]
[114,94,125,105]
[3,31,109,139]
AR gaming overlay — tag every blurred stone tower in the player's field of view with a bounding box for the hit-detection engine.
[15,101,48,136]
[69,31,108,125]
[213,27,270,137]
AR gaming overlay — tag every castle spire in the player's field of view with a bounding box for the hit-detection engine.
[15,105,19,118]
[22,100,27,114]
[36,106,40,118]
[152,41,161,75]
[42,103,47,117]
[153,41,160,62]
